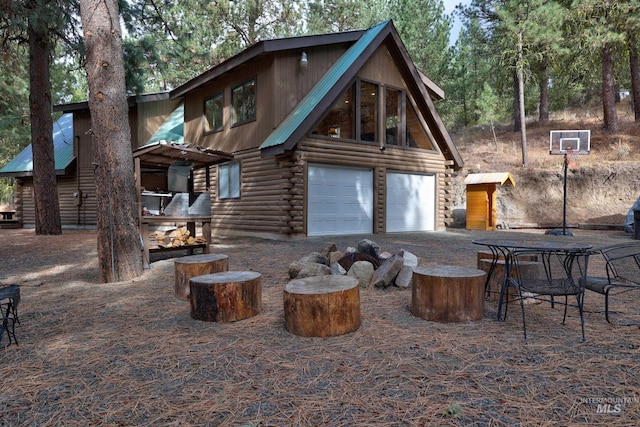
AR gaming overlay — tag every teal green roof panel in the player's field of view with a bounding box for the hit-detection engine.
[259,20,390,153]
[0,113,75,177]
[145,104,184,145]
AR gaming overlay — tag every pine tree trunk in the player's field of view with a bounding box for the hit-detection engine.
[629,36,640,123]
[602,43,618,132]
[517,31,528,168]
[28,23,61,235]
[79,0,143,282]
[513,67,521,133]
[538,58,549,123]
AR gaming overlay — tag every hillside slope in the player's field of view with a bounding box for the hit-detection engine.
[450,108,640,230]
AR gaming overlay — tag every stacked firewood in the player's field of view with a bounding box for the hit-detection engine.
[151,227,207,248]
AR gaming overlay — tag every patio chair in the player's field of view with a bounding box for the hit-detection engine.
[0,284,20,346]
[580,242,640,325]
[506,248,589,341]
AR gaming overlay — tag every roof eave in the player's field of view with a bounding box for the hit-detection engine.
[386,30,463,169]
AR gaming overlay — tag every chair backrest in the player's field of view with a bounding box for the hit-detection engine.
[600,242,640,285]
[0,284,19,312]
[513,249,589,290]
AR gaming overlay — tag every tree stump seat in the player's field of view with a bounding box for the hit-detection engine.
[174,253,229,300]
[284,275,360,337]
[411,265,486,323]
[189,271,262,322]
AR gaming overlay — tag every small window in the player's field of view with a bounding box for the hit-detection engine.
[231,79,256,125]
[204,93,224,133]
[218,161,240,199]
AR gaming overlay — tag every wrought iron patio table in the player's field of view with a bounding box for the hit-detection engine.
[472,239,592,330]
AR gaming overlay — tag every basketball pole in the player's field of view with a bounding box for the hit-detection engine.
[561,152,570,236]
[546,151,573,236]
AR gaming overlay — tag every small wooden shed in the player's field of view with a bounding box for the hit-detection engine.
[464,172,515,231]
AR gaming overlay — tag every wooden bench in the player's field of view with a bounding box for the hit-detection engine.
[411,265,485,322]
[582,242,640,325]
[174,253,229,300]
[284,275,360,337]
[189,271,262,322]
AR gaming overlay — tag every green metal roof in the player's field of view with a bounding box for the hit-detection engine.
[259,20,390,153]
[0,113,75,177]
[145,104,184,145]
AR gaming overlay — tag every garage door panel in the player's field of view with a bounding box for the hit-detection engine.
[308,164,373,236]
[386,172,435,232]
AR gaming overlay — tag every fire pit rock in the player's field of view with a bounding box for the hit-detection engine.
[288,239,419,290]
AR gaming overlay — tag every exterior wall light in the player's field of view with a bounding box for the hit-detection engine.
[300,52,308,68]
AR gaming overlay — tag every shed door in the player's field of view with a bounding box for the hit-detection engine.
[386,172,436,232]
[307,164,373,236]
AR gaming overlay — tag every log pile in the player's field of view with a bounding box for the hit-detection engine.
[151,226,207,248]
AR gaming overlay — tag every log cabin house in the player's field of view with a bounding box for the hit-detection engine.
[1,20,463,238]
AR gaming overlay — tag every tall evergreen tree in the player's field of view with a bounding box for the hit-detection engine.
[572,0,628,132]
[79,0,144,282]
[0,0,80,234]
[389,0,452,84]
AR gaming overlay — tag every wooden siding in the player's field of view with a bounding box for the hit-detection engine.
[16,173,97,228]
[358,46,406,90]
[184,44,351,155]
[207,148,296,238]
[203,137,454,238]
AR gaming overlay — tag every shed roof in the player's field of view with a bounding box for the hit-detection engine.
[464,172,516,187]
[0,113,75,177]
[133,141,233,170]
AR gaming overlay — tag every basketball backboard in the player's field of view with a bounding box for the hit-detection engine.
[549,130,590,155]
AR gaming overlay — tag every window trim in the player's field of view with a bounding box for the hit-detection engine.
[231,77,257,127]
[218,160,241,200]
[203,92,224,135]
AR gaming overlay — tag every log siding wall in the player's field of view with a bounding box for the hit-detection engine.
[205,137,453,238]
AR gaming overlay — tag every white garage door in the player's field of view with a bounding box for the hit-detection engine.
[307,164,374,236]
[386,172,436,232]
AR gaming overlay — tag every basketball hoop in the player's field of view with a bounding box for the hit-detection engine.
[547,130,591,236]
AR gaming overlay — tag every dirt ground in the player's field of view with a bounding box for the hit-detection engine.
[1,227,639,426]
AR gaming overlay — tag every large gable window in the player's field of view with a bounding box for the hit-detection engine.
[359,81,378,142]
[406,102,434,150]
[385,87,401,146]
[218,161,240,199]
[231,78,256,125]
[204,92,224,133]
[312,80,380,142]
[312,83,355,139]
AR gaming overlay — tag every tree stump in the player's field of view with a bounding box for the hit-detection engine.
[174,254,229,300]
[284,275,360,337]
[411,265,486,322]
[189,271,262,322]
[479,259,543,303]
